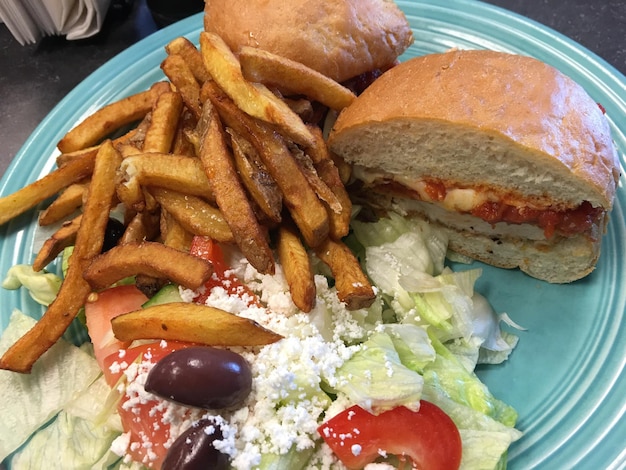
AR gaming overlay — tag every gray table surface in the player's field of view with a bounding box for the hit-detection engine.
[0,0,624,178]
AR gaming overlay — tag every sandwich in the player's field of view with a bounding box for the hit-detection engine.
[203,0,414,83]
[328,49,621,283]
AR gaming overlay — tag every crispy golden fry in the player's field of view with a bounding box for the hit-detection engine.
[118,153,215,207]
[197,100,274,274]
[172,109,198,157]
[120,211,160,245]
[142,91,184,153]
[203,81,329,247]
[38,181,89,226]
[116,142,144,158]
[151,187,234,243]
[0,141,121,373]
[161,54,202,120]
[32,214,82,271]
[289,144,342,214]
[165,37,211,83]
[83,241,213,291]
[239,46,356,111]
[199,32,315,148]
[161,209,194,252]
[314,238,376,310]
[55,146,100,168]
[306,125,352,239]
[228,128,282,223]
[57,82,170,153]
[0,151,95,226]
[111,302,282,346]
[277,223,316,312]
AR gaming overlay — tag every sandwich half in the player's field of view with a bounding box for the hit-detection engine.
[203,0,413,83]
[328,49,621,283]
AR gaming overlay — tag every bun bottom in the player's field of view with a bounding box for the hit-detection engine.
[370,196,604,283]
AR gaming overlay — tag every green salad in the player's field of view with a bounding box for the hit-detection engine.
[0,212,522,469]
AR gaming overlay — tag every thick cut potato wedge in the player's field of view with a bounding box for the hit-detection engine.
[111,302,282,346]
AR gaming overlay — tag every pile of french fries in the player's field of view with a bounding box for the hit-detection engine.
[0,32,376,373]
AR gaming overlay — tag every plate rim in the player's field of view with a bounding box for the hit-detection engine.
[1,2,625,469]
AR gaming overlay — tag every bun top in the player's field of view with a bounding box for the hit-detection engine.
[329,49,620,210]
[203,0,413,83]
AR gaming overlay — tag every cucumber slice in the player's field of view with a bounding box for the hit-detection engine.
[142,284,183,308]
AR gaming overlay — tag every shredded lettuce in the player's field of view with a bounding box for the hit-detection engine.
[0,310,102,462]
[334,331,424,412]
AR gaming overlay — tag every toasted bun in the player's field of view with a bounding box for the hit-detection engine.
[329,49,621,283]
[203,0,413,83]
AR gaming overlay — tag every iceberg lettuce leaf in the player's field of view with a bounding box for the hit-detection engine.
[0,310,102,462]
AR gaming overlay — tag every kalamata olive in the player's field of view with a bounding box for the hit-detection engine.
[101,218,125,252]
[145,346,252,409]
[162,418,229,470]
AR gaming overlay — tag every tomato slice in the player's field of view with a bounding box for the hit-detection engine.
[318,402,462,470]
[84,284,148,375]
[189,236,260,307]
[106,340,194,469]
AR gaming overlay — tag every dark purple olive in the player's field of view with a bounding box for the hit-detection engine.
[101,218,125,252]
[145,346,252,409]
[162,418,229,470]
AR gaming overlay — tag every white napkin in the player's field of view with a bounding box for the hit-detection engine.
[0,0,111,45]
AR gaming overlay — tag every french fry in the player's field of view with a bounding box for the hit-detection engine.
[202,81,329,248]
[197,100,274,274]
[161,54,202,120]
[289,144,342,214]
[111,302,282,346]
[151,187,234,243]
[161,209,194,252]
[277,223,316,312]
[165,37,212,84]
[83,241,213,291]
[57,82,170,153]
[228,128,282,223]
[0,140,121,373]
[142,91,184,153]
[118,154,214,202]
[239,46,357,111]
[0,151,96,226]
[32,215,82,271]
[306,125,352,239]
[55,146,99,168]
[38,181,89,226]
[199,32,315,148]
[120,211,160,245]
[314,238,376,310]
[172,109,199,157]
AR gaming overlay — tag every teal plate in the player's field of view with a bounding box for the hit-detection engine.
[1,1,624,468]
